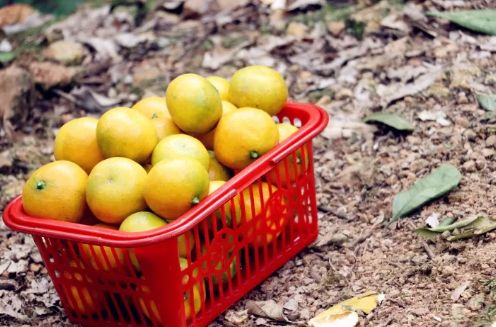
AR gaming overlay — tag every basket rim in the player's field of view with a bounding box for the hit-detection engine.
[3,102,329,247]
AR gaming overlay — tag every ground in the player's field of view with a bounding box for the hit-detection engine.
[1,0,496,326]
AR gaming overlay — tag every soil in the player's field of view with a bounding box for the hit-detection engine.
[1,1,496,326]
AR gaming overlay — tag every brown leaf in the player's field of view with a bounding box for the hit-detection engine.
[0,65,34,139]
[0,4,34,27]
[246,299,287,322]
[28,62,77,89]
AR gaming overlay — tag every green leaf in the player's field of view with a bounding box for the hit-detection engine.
[415,228,440,240]
[447,216,496,241]
[0,52,16,64]
[427,10,496,35]
[476,93,496,111]
[391,164,461,221]
[363,112,414,131]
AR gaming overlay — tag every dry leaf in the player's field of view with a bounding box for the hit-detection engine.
[309,292,384,327]
[246,299,286,322]
[28,62,77,88]
[0,4,34,27]
[309,311,359,327]
[379,66,442,107]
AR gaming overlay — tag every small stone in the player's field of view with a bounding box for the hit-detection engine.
[286,21,308,39]
[335,88,353,100]
[327,21,345,36]
[462,160,476,173]
[482,148,495,158]
[486,135,496,147]
[464,129,476,141]
[467,293,485,311]
[457,91,469,104]
[43,40,85,65]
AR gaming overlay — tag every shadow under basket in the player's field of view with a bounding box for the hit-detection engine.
[3,102,329,327]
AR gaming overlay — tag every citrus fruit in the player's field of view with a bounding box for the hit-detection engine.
[144,158,209,219]
[195,100,237,150]
[201,244,237,284]
[133,97,179,140]
[207,180,241,229]
[132,96,170,119]
[22,161,88,223]
[267,123,306,185]
[207,151,231,181]
[166,73,222,134]
[151,117,181,140]
[64,260,99,315]
[151,134,209,169]
[96,107,158,163]
[239,182,287,244]
[228,65,288,115]
[80,224,123,271]
[119,212,194,270]
[86,157,147,224]
[139,258,203,322]
[206,76,229,101]
[54,117,105,173]
[214,107,279,170]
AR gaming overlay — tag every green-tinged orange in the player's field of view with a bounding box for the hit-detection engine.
[207,151,231,181]
[228,65,288,115]
[151,134,209,169]
[144,159,210,219]
[97,107,158,163]
[132,96,170,119]
[195,100,237,150]
[206,76,230,101]
[54,117,104,173]
[166,73,222,134]
[22,161,88,223]
[214,107,279,170]
[86,157,147,224]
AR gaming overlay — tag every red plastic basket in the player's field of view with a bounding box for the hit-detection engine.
[3,102,328,327]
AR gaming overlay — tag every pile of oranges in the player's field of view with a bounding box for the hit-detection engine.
[21,65,305,319]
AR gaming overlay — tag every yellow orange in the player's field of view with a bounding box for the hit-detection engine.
[144,159,209,219]
[206,76,230,101]
[97,107,158,164]
[214,107,279,170]
[151,134,209,169]
[54,117,104,173]
[86,157,147,224]
[132,96,170,119]
[195,100,237,150]
[166,73,222,134]
[207,151,231,181]
[22,161,88,223]
[228,65,288,115]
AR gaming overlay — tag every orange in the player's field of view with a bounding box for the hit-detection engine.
[206,76,230,101]
[86,157,147,224]
[144,159,209,219]
[64,260,99,315]
[266,123,306,185]
[22,161,88,223]
[132,97,179,140]
[54,117,104,173]
[97,107,158,164]
[166,73,222,134]
[239,182,287,244]
[151,134,209,169]
[79,224,123,271]
[214,107,279,170]
[139,258,203,322]
[228,65,288,115]
[195,100,237,150]
[132,96,170,119]
[207,151,231,181]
